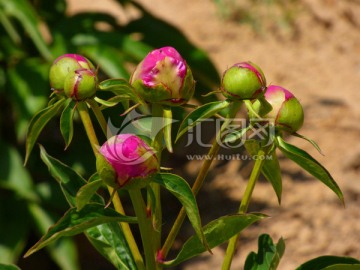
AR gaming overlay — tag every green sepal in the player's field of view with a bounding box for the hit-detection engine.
[95,96,131,109]
[176,100,231,142]
[276,97,304,133]
[162,213,267,267]
[60,98,76,149]
[256,96,273,117]
[25,98,66,165]
[98,78,141,103]
[121,174,154,191]
[244,234,285,270]
[275,136,344,205]
[24,203,137,258]
[96,153,118,188]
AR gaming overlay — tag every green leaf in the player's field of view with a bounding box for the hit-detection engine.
[0,8,21,44]
[39,148,136,269]
[296,256,360,270]
[25,203,137,257]
[25,98,66,165]
[71,30,152,63]
[39,145,104,206]
[292,132,324,155]
[276,136,344,204]
[28,203,80,270]
[0,140,38,201]
[153,173,208,251]
[86,223,136,270]
[7,59,51,140]
[244,234,285,270]
[0,196,30,264]
[244,140,282,204]
[163,213,266,267]
[60,99,76,149]
[176,100,230,141]
[0,0,52,60]
[224,126,250,144]
[323,265,360,270]
[0,263,21,270]
[76,179,103,211]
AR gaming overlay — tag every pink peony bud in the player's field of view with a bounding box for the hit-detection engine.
[253,85,304,133]
[99,134,159,187]
[49,54,95,91]
[221,61,266,100]
[64,69,97,101]
[130,46,195,106]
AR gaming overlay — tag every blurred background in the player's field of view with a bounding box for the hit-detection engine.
[0,0,360,269]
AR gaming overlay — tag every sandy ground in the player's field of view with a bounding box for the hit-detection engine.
[68,0,360,269]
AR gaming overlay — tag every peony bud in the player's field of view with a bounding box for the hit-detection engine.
[64,69,97,101]
[253,85,304,133]
[221,62,266,100]
[99,134,159,188]
[130,46,195,106]
[49,54,95,91]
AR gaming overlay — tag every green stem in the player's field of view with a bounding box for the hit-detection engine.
[149,104,164,265]
[77,101,145,270]
[221,148,267,270]
[129,189,156,270]
[87,99,108,137]
[160,101,242,258]
[77,102,100,154]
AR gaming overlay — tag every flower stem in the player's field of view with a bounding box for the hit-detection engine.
[150,104,164,254]
[221,147,268,270]
[129,189,156,270]
[87,99,108,137]
[160,101,242,258]
[77,101,145,270]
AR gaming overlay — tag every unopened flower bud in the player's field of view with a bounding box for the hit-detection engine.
[49,54,95,91]
[99,134,159,188]
[130,46,195,106]
[64,69,97,101]
[221,62,266,100]
[253,85,304,133]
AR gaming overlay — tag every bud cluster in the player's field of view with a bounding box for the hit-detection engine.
[49,54,98,101]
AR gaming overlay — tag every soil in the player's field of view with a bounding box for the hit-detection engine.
[68,0,360,269]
